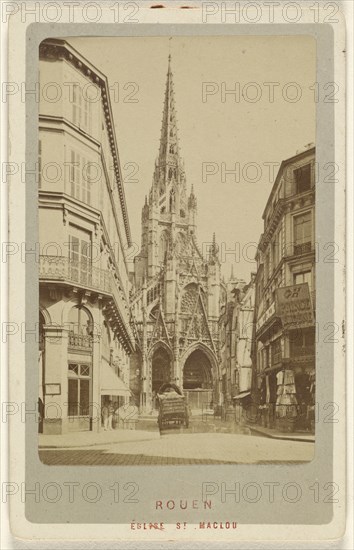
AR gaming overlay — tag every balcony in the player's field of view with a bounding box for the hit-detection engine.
[293,241,312,256]
[39,255,111,291]
[68,332,93,351]
[39,255,134,350]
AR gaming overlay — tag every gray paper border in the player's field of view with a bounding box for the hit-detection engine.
[25,23,337,526]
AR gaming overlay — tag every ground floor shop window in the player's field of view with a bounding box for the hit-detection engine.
[290,327,315,356]
[68,363,91,416]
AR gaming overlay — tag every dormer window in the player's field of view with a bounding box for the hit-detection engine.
[294,163,311,194]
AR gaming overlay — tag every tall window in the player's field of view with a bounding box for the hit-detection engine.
[68,306,93,337]
[294,211,312,255]
[69,150,91,205]
[294,163,311,194]
[294,270,312,291]
[68,363,91,416]
[72,83,92,134]
[68,227,92,286]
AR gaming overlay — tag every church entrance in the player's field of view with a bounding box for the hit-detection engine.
[152,347,171,406]
[183,350,213,411]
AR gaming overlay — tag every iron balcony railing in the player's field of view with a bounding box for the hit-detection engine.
[39,255,132,341]
[68,332,93,350]
[39,255,111,291]
[293,241,312,256]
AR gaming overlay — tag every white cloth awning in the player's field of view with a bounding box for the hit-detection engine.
[233,391,251,400]
[100,363,131,397]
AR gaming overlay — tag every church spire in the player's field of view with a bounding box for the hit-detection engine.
[158,54,181,168]
[150,55,187,210]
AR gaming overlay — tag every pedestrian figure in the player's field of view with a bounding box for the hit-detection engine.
[102,401,109,430]
[106,400,114,430]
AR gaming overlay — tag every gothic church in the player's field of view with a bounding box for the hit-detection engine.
[131,56,221,411]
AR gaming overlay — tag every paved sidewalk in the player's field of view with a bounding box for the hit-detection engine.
[39,428,160,449]
[247,424,315,442]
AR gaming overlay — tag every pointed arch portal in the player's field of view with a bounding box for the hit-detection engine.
[152,346,171,394]
[183,350,213,410]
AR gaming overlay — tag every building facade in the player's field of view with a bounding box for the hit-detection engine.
[131,57,221,412]
[252,145,316,432]
[38,39,134,434]
[219,273,255,419]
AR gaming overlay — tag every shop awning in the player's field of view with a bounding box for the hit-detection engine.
[233,391,251,400]
[100,363,131,397]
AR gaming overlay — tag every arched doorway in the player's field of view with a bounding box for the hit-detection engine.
[151,346,171,399]
[183,350,213,410]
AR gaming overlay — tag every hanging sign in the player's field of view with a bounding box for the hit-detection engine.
[275,283,314,329]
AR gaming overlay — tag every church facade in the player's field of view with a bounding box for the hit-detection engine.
[130,57,222,412]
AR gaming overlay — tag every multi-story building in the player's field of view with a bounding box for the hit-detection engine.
[252,145,316,432]
[219,272,255,418]
[38,39,134,434]
[130,56,221,412]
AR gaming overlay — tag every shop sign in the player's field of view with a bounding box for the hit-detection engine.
[275,283,314,329]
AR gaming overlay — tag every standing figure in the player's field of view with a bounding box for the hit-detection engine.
[102,401,109,430]
[106,400,114,430]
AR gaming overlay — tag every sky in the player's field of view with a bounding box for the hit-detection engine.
[68,35,316,281]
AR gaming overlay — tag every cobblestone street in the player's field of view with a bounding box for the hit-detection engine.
[39,449,232,465]
[39,428,314,465]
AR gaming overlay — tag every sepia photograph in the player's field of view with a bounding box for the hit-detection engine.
[37,35,317,466]
[3,0,350,542]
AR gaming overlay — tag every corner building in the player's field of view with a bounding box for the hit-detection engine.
[131,57,221,412]
[252,145,316,432]
[38,40,134,434]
